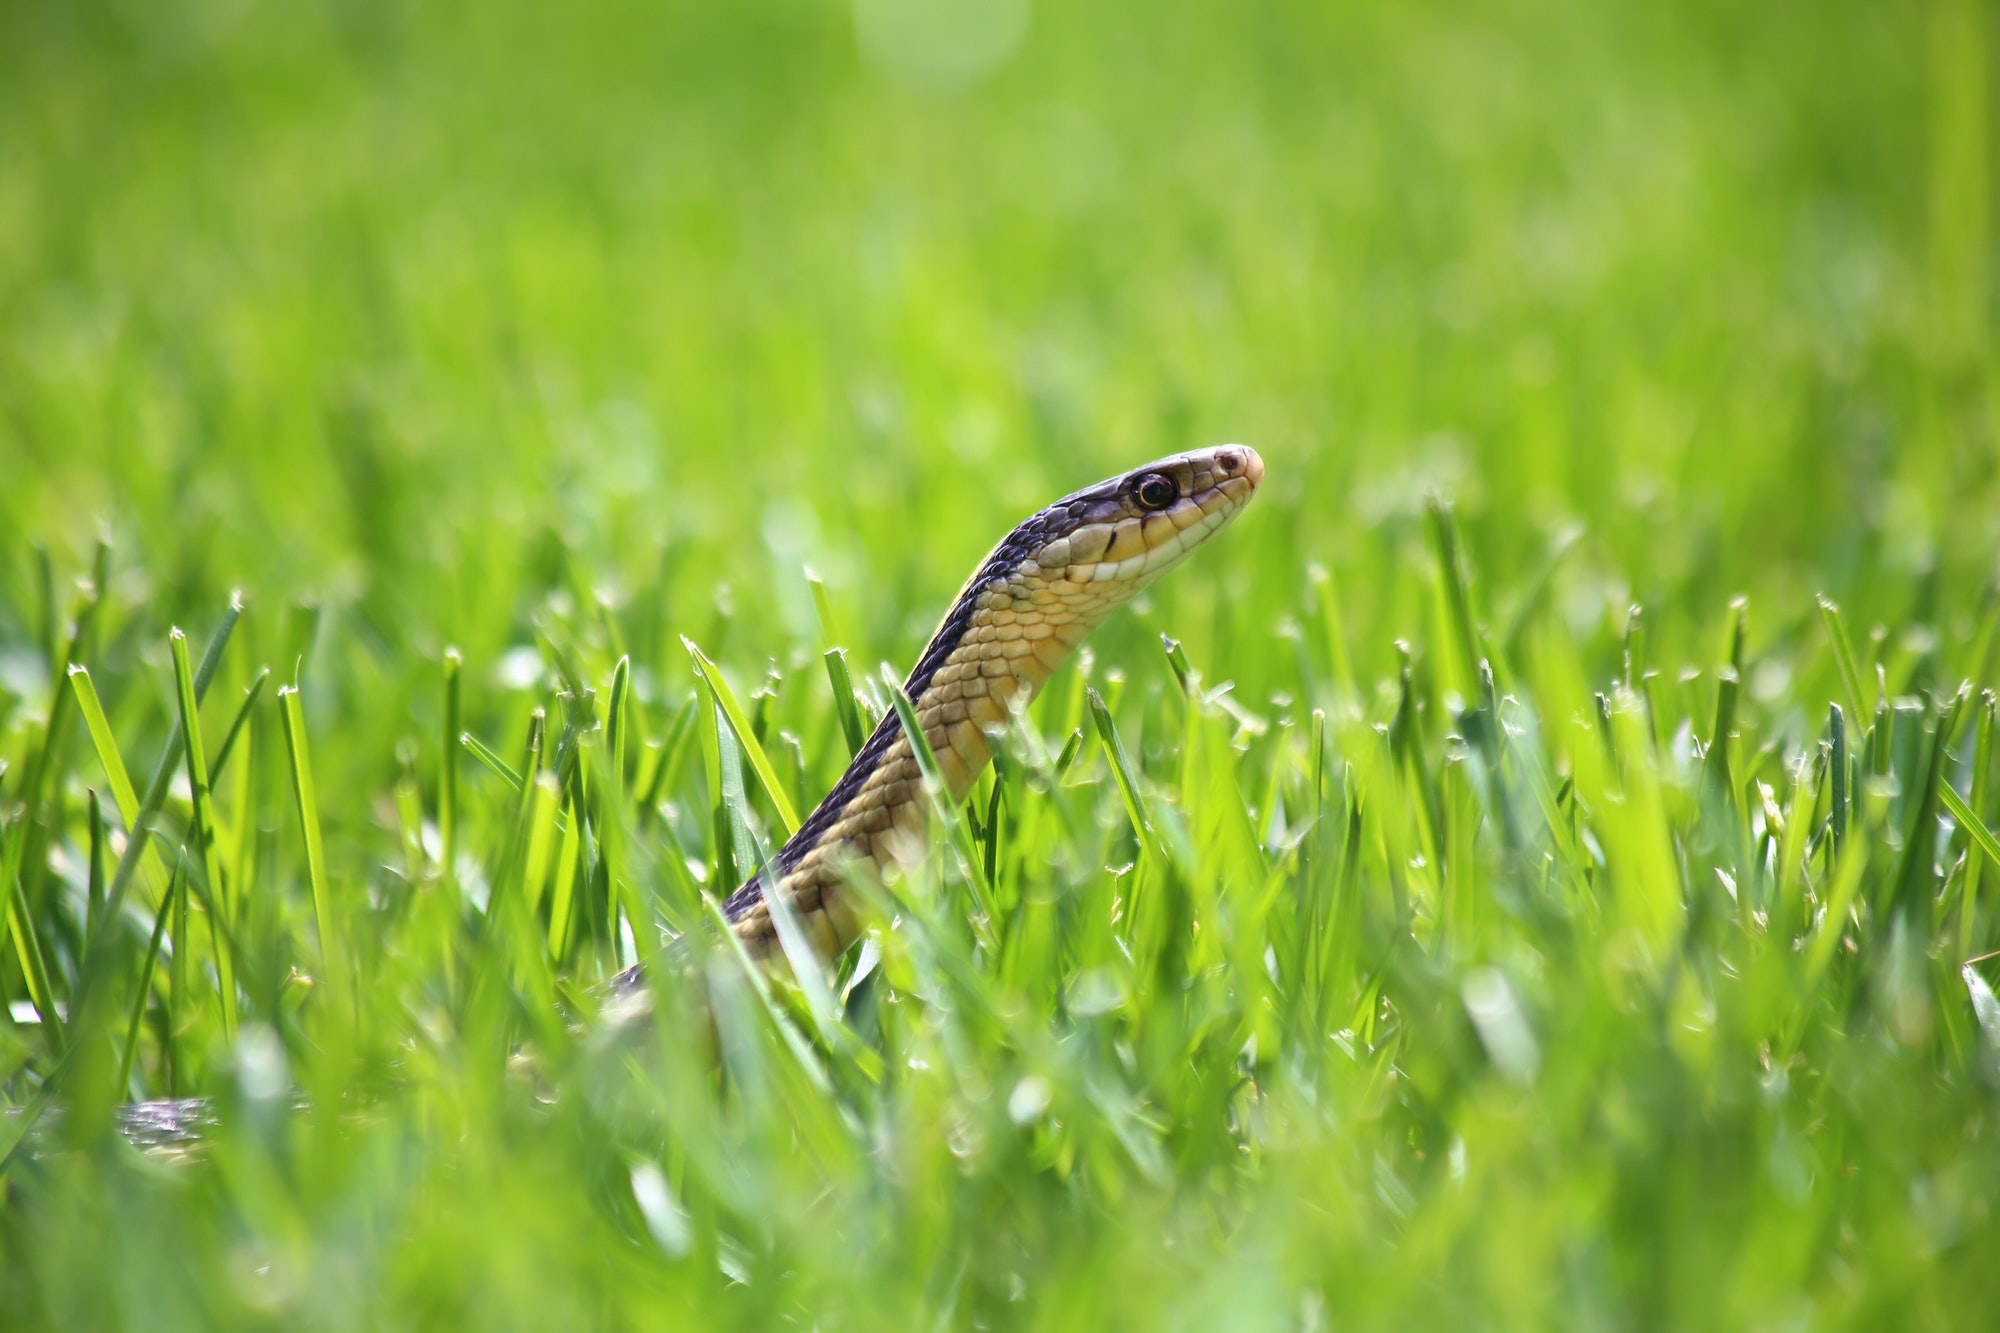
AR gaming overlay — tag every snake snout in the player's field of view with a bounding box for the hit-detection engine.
[1213,444,1264,489]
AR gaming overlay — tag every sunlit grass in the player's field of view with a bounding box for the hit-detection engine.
[3,0,1999,1327]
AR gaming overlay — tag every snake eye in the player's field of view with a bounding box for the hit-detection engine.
[1135,473,1177,510]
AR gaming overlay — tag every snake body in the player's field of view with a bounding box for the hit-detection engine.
[721,444,1263,960]
[85,446,1260,1154]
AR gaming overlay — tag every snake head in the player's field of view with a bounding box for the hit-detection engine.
[1038,444,1264,584]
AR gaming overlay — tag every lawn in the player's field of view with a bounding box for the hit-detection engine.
[2,0,1998,1327]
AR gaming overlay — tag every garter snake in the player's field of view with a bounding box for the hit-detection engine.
[80,445,1261,1153]
[720,443,1263,960]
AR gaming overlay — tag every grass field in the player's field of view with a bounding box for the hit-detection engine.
[3,0,1999,1326]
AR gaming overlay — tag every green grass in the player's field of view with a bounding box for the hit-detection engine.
[3,0,1999,1326]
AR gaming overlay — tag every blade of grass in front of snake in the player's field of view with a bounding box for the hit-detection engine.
[1088,687,1174,875]
[822,648,867,759]
[754,832,885,1085]
[882,667,999,944]
[700,891,833,1096]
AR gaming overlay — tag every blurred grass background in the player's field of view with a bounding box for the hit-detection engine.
[1,0,1998,1327]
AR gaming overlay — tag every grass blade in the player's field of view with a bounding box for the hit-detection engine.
[684,637,801,836]
[883,667,999,937]
[1424,495,1484,699]
[1088,687,1173,872]
[522,772,562,916]
[822,647,867,758]
[207,667,269,787]
[1830,703,1850,857]
[806,565,844,650]
[461,731,526,792]
[1959,693,1995,961]
[279,684,342,985]
[119,854,181,1096]
[171,627,236,1039]
[548,791,582,960]
[86,789,105,939]
[69,664,178,918]
[67,666,139,821]
[755,834,885,1085]
[1819,596,1868,727]
[1941,779,2000,899]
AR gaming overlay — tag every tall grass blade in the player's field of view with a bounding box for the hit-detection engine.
[685,638,801,836]
[822,648,867,758]
[1819,596,1869,727]
[67,667,138,821]
[171,627,235,1038]
[279,684,342,986]
[1425,494,1484,699]
[207,667,269,787]
[1960,693,1995,961]
[1830,703,1850,857]
[119,854,181,1096]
